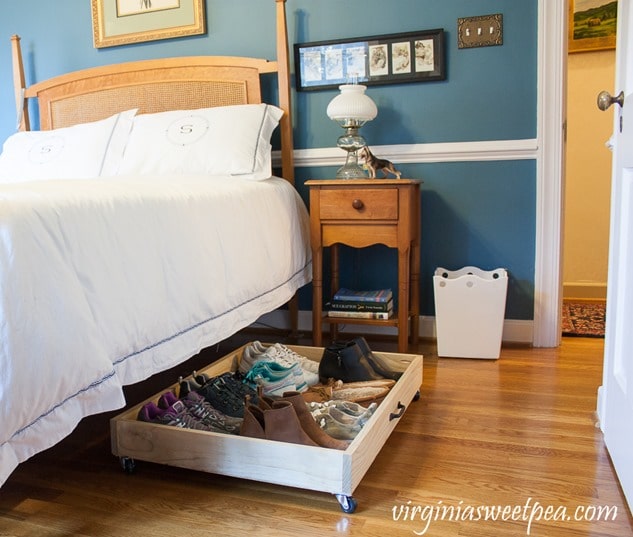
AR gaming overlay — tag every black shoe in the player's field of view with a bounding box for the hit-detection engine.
[319,340,384,383]
[178,376,203,398]
[216,372,259,405]
[196,374,248,418]
[352,337,403,381]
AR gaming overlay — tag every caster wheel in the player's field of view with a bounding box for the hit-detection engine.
[120,457,136,474]
[335,494,357,513]
[413,390,421,401]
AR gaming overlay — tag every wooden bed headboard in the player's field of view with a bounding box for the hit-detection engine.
[10,0,294,184]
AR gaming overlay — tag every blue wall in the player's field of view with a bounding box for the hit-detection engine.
[0,0,538,320]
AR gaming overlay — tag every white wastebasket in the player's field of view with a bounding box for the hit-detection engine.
[433,266,508,359]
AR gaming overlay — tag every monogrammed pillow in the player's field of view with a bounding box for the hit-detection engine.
[0,109,137,183]
[117,103,283,181]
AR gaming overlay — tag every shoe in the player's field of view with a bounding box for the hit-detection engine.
[301,384,334,403]
[192,370,211,386]
[195,375,248,418]
[240,342,296,374]
[308,400,377,424]
[261,343,321,381]
[332,400,378,421]
[328,378,395,403]
[352,337,406,380]
[158,391,243,434]
[138,399,220,431]
[318,340,384,383]
[310,405,366,441]
[178,375,203,398]
[244,360,307,397]
[331,385,390,403]
[279,392,349,450]
[241,342,318,387]
[213,372,259,405]
[239,402,319,447]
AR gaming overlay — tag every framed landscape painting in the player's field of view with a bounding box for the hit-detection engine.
[569,0,617,53]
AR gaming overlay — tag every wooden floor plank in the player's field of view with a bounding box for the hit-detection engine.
[0,334,631,536]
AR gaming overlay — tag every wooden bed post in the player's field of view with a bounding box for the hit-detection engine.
[276,0,295,186]
[276,0,300,338]
[10,35,29,131]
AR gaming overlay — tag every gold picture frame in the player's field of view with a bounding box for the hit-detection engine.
[92,0,205,49]
[568,0,617,53]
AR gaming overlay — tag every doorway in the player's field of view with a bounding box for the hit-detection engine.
[562,49,614,331]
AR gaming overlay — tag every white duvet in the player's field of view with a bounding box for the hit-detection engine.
[0,175,312,486]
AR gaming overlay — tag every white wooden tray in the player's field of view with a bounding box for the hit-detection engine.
[110,343,423,512]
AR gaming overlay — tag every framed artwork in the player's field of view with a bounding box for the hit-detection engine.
[92,0,206,48]
[294,29,446,91]
[568,0,617,53]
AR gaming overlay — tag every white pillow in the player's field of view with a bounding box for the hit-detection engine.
[117,103,284,181]
[0,109,137,183]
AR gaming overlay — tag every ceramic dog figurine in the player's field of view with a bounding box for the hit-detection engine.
[358,146,401,179]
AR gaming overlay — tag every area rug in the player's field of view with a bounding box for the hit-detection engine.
[561,300,606,338]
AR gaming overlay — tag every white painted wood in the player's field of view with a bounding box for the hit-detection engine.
[283,139,539,168]
[597,0,633,513]
[532,0,567,348]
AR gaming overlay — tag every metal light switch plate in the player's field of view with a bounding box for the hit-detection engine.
[457,14,503,49]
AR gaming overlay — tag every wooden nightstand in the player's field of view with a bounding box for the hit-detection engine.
[306,178,421,353]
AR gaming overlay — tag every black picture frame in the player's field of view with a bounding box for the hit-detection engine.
[294,28,446,91]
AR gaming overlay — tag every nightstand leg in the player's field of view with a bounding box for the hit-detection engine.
[398,247,410,353]
[330,244,340,343]
[312,246,323,347]
[410,212,421,346]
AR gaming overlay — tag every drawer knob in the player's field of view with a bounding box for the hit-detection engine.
[351,199,364,210]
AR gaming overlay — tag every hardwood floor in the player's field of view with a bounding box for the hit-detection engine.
[1,334,631,536]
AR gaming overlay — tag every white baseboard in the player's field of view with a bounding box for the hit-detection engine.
[253,309,534,345]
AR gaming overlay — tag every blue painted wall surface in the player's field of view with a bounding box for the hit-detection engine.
[0,0,538,320]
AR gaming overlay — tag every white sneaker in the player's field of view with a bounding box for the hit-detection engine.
[240,342,311,391]
[271,343,320,374]
[262,343,320,385]
[241,341,319,386]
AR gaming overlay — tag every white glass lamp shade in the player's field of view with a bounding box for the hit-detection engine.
[326,84,377,125]
[326,85,377,179]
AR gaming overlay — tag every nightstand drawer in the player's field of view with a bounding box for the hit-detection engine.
[319,188,398,220]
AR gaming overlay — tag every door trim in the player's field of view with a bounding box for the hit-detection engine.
[533,0,567,347]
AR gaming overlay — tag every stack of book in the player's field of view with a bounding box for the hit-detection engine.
[326,287,394,320]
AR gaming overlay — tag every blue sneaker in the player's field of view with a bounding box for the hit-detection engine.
[244,360,307,397]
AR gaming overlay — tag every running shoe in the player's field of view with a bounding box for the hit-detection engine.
[138,399,220,431]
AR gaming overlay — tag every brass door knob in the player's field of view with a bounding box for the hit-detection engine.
[597,90,624,111]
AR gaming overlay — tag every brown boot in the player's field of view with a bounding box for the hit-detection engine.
[240,404,267,439]
[265,401,319,446]
[281,392,350,450]
[241,402,319,447]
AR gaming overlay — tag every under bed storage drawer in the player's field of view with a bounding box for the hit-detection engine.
[110,343,422,511]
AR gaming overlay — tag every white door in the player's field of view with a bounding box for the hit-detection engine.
[597,0,633,513]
